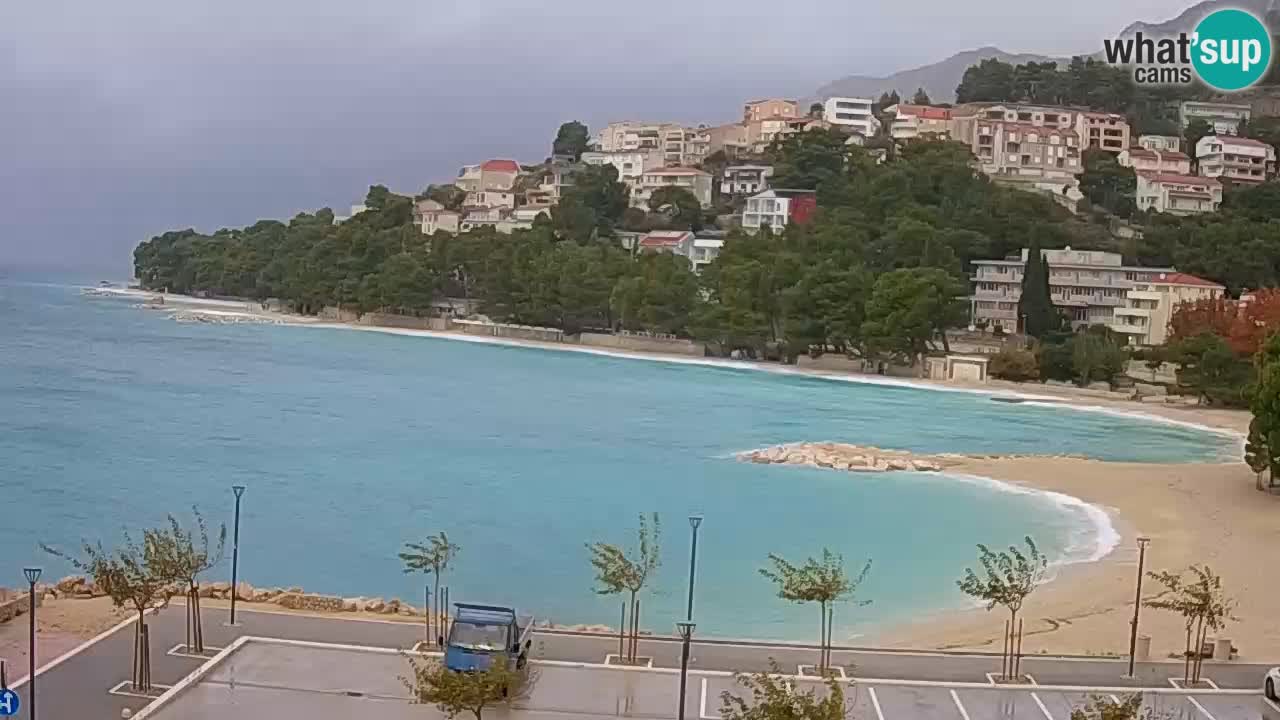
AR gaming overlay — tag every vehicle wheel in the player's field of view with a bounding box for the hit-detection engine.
[1267,677,1275,701]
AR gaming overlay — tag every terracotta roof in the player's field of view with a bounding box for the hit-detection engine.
[481,159,520,173]
[1140,171,1220,187]
[1213,136,1273,149]
[1127,148,1190,161]
[897,104,952,120]
[1150,272,1224,288]
[639,230,693,246]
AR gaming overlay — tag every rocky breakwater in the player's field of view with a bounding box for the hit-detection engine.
[739,442,954,473]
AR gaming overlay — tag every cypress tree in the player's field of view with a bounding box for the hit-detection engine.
[1018,242,1057,338]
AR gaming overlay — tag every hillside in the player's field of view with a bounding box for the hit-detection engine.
[812,0,1279,104]
[811,47,1060,104]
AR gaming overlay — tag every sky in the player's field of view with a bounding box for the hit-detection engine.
[1,0,1195,276]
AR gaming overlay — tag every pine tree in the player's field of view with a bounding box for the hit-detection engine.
[1018,242,1058,338]
[1245,417,1271,490]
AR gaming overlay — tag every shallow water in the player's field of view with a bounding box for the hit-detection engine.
[0,280,1237,640]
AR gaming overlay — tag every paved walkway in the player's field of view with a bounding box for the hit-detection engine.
[2,605,1272,720]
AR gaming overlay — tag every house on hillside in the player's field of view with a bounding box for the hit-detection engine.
[1111,272,1224,346]
[456,159,521,193]
[414,199,461,235]
[631,167,713,208]
[741,189,816,233]
[1135,172,1222,216]
[1118,147,1192,175]
[1180,101,1251,135]
[720,165,773,197]
[1196,135,1276,184]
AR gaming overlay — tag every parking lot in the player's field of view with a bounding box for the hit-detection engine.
[131,637,1265,720]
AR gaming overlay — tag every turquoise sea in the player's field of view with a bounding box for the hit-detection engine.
[0,279,1238,641]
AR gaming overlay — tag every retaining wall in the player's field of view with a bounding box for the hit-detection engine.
[577,332,705,357]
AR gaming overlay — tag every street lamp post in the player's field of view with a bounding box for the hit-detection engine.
[685,515,703,621]
[24,567,41,720]
[230,485,246,626]
[676,621,696,720]
[1127,536,1152,677]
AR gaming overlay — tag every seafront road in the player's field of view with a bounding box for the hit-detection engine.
[2,604,1273,719]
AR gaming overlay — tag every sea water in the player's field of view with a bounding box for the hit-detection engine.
[0,280,1238,640]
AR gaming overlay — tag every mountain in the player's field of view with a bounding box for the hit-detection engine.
[1121,0,1277,37]
[812,47,1061,104]
[812,0,1280,104]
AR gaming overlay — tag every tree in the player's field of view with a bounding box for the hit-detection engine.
[759,549,871,675]
[420,184,467,211]
[1018,243,1058,339]
[552,121,590,161]
[553,164,628,241]
[1079,148,1136,218]
[1168,332,1253,406]
[955,58,1016,103]
[43,531,175,691]
[911,87,931,105]
[1069,326,1127,387]
[767,128,852,190]
[1070,693,1175,720]
[146,508,225,654]
[1184,120,1213,164]
[988,347,1039,381]
[400,532,462,644]
[1145,565,1236,685]
[861,268,966,363]
[956,536,1047,681]
[808,102,824,118]
[1245,417,1272,491]
[402,653,533,720]
[874,90,901,113]
[648,186,704,231]
[586,513,661,664]
[720,660,849,720]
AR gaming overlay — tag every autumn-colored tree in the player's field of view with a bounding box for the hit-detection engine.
[1169,289,1280,356]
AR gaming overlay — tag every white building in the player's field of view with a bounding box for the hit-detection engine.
[631,167,713,209]
[580,150,656,185]
[720,165,773,196]
[463,190,515,209]
[690,238,724,274]
[1135,172,1222,216]
[1138,134,1181,152]
[1111,272,1225,346]
[1180,101,1252,135]
[741,189,815,234]
[1196,135,1276,184]
[413,199,461,235]
[1118,147,1192,175]
[969,247,1171,332]
[822,97,877,138]
[885,104,953,141]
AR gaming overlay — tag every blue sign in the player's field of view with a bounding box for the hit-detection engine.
[0,688,18,717]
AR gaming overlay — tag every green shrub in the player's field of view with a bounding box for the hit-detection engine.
[989,348,1040,381]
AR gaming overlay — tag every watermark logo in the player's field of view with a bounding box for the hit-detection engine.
[1103,8,1272,91]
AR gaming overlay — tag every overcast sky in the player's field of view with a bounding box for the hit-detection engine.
[2,0,1193,276]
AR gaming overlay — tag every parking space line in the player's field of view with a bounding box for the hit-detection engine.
[1186,696,1216,720]
[868,686,885,720]
[1031,692,1054,720]
[1204,678,1219,690]
[1026,674,1039,686]
[699,678,714,720]
[951,689,972,720]
[1109,694,1121,704]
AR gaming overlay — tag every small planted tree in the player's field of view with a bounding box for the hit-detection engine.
[1069,693,1181,720]
[759,549,871,676]
[586,512,660,664]
[1245,418,1272,491]
[400,532,461,643]
[720,659,848,720]
[146,507,225,653]
[402,654,534,720]
[43,531,175,691]
[956,536,1047,681]
[1144,565,1237,685]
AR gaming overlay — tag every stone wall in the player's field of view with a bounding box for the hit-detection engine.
[795,354,870,373]
[318,306,360,322]
[453,320,565,343]
[358,313,448,331]
[577,332,705,357]
[275,593,346,612]
[0,591,42,624]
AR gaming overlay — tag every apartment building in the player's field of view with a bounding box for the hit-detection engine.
[1111,272,1224,346]
[1118,147,1192,175]
[691,123,750,160]
[968,117,1082,180]
[1138,134,1181,152]
[1180,101,1251,135]
[594,121,705,166]
[456,159,521,193]
[741,189,816,233]
[463,190,515,209]
[720,165,773,196]
[1076,112,1131,153]
[630,167,713,208]
[822,97,877,137]
[969,247,1171,332]
[413,199,461,235]
[885,104,953,141]
[1196,135,1276,184]
[745,116,795,153]
[580,150,658,185]
[690,237,724,274]
[1135,172,1222,215]
[743,99,798,123]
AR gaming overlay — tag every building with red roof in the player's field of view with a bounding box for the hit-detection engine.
[1113,271,1225,346]
[1118,147,1191,175]
[456,158,523,193]
[1135,171,1221,216]
[1196,135,1276,184]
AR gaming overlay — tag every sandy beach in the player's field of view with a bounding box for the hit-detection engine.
[74,287,1279,660]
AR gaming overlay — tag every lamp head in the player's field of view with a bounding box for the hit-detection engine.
[232,485,246,499]
[23,567,41,585]
[676,620,696,640]
[688,514,703,530]
[1136,536,1151,548]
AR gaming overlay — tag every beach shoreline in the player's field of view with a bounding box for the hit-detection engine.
[87,286,1280,659]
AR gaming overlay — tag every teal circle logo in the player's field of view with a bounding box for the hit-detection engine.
[1192,9,1272,91]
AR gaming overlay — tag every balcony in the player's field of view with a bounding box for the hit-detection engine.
[1110,321,1148,335]
[1114,306,1152,317]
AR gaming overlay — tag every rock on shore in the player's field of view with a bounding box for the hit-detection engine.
[738,442,949,473]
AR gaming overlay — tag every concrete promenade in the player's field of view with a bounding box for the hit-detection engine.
[2,605,1273,720]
